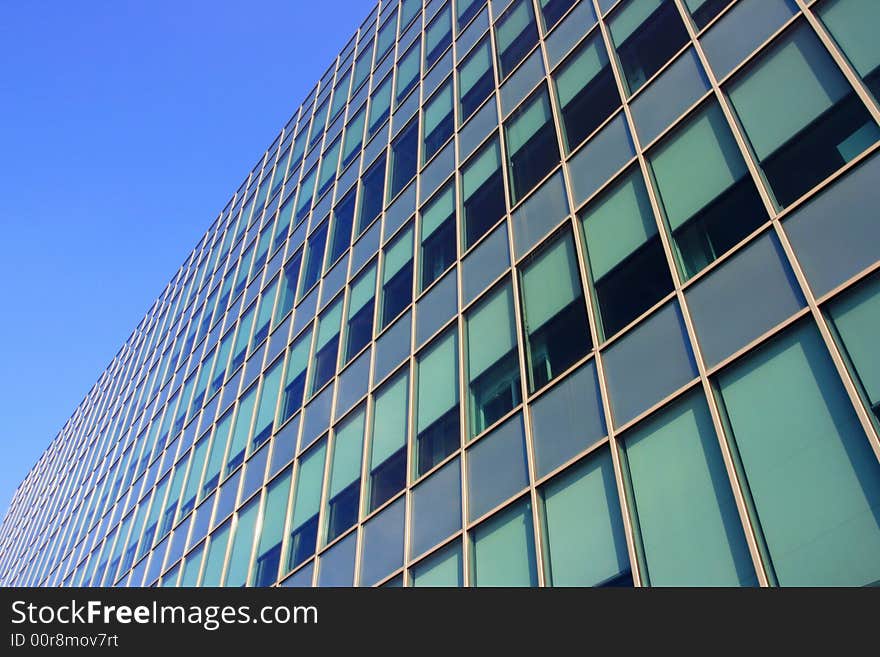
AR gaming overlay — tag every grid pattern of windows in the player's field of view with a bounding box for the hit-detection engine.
[2,0,880,589]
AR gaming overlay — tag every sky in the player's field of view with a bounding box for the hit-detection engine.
[0,0,370,519]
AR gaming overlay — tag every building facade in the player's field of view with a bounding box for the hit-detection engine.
[2,0,880,588]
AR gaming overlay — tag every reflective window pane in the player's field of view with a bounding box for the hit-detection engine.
[518,231,591,391]
[466,283,522,436]
[726,24,880,208]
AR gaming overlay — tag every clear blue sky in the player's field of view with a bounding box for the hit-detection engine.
[0,0,370,517]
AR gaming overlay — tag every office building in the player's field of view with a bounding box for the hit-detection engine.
[2,0,880,587]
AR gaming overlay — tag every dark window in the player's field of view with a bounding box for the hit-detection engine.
[254,542,281,587]
[345,265,376,362]
[423,80,454,162]
[519,232,591,390]
[609,0,689,94]
[687,0,734,30]
[459,39,495,121]
[280,332,311,423]
[649,103,767,280]
[389,120,419,200]
[466,284,522,436]
[582,169,674,340]
[416,330,460,476]
[396,42,421,104]
[300,222,329,296]
[505,87,560,203]
[495,0,539,78]
[538,0,576,31]
[288,514,318,570]
[369,446,407,510]
[381,227,414,328]
[327,480,360,542]
[425,5,452,68]
[275,251,302,324]
[727,25,880,209]
[311,301,343,395]
[457,0,485,30]
[420,184,457,291]
[369,373,409,510]
[357,153,387,234]
[328,191,356,265]
[462,139,506,249]
[554,35,620,152]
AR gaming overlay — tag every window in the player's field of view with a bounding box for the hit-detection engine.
[828,273,880,422]
[200,522,231,586]
[329,69,351,122]
[223,498,258,586]
[581,168,673,339]
[519,232,591,391]
[311,299,343,395]
[316,138,340,198]
[683,0,734,29]
[326,409,365,542]
[425,4,452,68]
[472,498,537,586]
[609,0,690,95]
[274,195,295,253]
[538,0,576,31]
[457,0,485,30]
[423,80,454,162]
[295,166,317,224]
[253,469,291,586]
[622,392,755,585]
[411,459,462,555]
[726,24,880,208]
[504,87,560,203]
[461,138,506,249]
[716,322,880,585]
[287,441,327,570]
[369,76,393,135]
[396,41,421,104]
[467,283,522,436]
[252,279,277,347]
[309,100,330,148]
[458,39,495,122]
[648,102,767,279]
[341,108,366,170]
[224,385,257,474]
[818,0,880,100]
[251,360,283,451]
[279,329,312,425]
[274,251,302,325]
[377,16,397,63]
[357,153,387,235]
[300,221,329,296]
[553,34,620,152]
[467,414,529,520]
[412,542,462,586]
[388,120,419,200]
[416,330,460,476]
[495,0,539,79]
[530,361,606,477]
[328,191,356,266]
[380,226,414,329]
[400,0,420,29]
[229,305,255,373]
[345,264,376,362]
[352,40,374,93]
[369,371,409,511]
[201,412,232,499]
[420,183,457,291]
[541,450,632,586]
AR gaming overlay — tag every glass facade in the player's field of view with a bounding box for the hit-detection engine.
[2,0,880,589]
